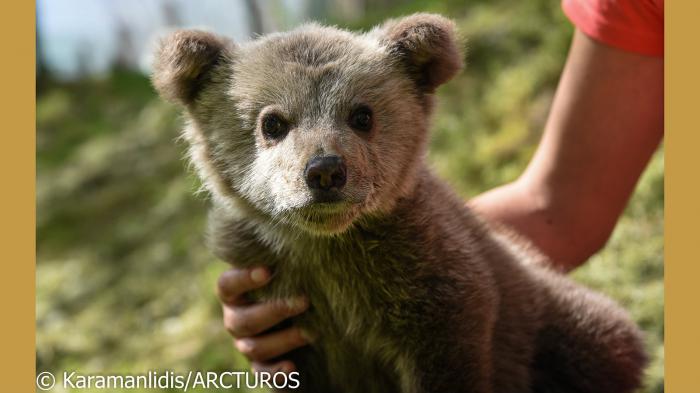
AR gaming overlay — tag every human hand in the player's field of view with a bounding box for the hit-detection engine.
[217,267,310,372]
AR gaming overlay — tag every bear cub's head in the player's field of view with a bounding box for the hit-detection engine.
[152,14,462,235]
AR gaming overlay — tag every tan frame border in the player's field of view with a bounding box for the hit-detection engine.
[0,1,35,392]
[665,0,699,391]
[0,0,696,391]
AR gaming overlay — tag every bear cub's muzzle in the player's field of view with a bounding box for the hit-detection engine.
[304,155,347,203]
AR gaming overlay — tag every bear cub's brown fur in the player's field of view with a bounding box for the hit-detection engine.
[152,13,647,393]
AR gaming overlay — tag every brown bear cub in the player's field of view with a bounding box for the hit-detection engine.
[152,13,646,393]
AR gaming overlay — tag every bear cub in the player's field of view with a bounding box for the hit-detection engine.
[152,13,646,393]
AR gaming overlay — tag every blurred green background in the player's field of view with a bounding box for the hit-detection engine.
[36,0,663,392]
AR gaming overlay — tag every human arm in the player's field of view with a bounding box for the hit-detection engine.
[470,29,664,271]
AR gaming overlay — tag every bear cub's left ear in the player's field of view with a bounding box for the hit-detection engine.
[151,30,235,106]
[373,13,464,93]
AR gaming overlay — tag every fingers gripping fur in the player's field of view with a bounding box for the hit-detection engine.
[376,13,464,93]
[151,30,234,105]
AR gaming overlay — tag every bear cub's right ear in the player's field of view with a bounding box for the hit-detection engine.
[151,30,234,106]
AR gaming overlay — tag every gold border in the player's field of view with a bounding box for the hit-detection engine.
[666,1,699,392]
[0,1,35,392]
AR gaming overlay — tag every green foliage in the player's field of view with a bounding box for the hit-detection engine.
[36,1,662,392]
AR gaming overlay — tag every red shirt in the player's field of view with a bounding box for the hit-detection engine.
[562,0,664,57]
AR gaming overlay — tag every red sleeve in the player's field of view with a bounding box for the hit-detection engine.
[562,0,664,57]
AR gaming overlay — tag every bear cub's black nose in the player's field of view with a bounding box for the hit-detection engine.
[305,155,347,191]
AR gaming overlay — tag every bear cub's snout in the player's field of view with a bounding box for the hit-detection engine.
[304,155,347,199]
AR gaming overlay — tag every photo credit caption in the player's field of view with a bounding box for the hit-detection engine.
[35,370,300,391]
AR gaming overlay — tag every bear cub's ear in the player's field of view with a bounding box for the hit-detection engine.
[151,30,234,105]
[374,13,463,93]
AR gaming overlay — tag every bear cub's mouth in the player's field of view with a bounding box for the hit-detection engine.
[309,189,345,204]
[290,198,361,234]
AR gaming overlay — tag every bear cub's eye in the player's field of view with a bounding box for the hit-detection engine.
[348,105,373,132]
[261,114,289,140]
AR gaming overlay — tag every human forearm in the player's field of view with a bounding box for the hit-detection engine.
[471,30,663,271]
[470,179,613,271]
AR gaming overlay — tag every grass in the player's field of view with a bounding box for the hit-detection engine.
[36,1,663,392]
